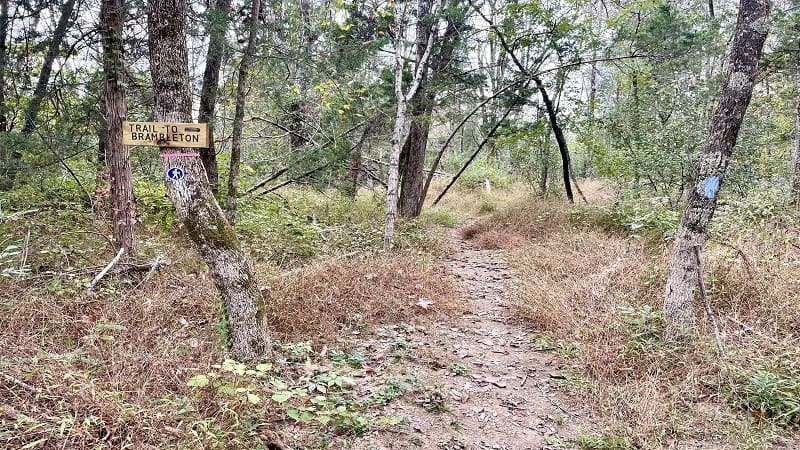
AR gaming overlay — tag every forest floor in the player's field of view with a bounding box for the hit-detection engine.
[322,224,598,450]
[2,183,799,449]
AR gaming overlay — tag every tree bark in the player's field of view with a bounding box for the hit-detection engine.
[226,0,261,226]
[663,0,769,335]
[399,0,464,218]
[792,97,800,207]
[101,0,135,252]
[147,0,269,362]
[398,106,431,217]
[0,0,8,133]
[398,0,433,219]
[197,0,232,197]
[384,1,437,251]
[534,77,574,203]
[21,0,77,134]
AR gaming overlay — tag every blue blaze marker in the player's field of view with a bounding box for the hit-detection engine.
[703,176,720,199]
[167,167,185,181]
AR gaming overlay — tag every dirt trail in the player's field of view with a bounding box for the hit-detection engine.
[352,226,593,449]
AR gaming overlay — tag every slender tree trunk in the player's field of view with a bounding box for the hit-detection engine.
[384,1,437,251]
[539,131,549,194]
[102,0,135,252]
[534,77,574,203]
[22,0,77,133]
[147,0,269,362]
[197,0,232,197]
[663,0,769,335]
[398,0,433,219]
[792,97,800,207]
[0,0,8,133]
[226,0,261,226]
[433,106,512,205]
[0,0,9,190]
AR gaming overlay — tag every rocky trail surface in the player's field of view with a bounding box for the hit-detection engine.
[346,226,595,449]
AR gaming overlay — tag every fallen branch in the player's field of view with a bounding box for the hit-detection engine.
[433,106,514,205]
[694,246,725,358]
[134,254,163,290]
[89,247,125,289]
[244,167,288,196]
[1,372,39,394]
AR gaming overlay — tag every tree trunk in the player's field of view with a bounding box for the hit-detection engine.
[384,1,437,251]
[147,0,269,362]
[534,77,574,203]
[792,97,800,207]
[226,0,261,226]
[398,0,433,219]
[663,0,769,335]
[102,0,135,252]
[539,132,549,194]
[21,0,77,134]
[197,0,232,197]
[0,0,8,133]
[0,0,75,190]
[399,106,431,217]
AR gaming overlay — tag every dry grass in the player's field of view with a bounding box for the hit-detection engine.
[0,197,465,448]
[461,193,800,448]
[261,254,464,343]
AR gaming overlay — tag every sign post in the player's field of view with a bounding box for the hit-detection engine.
[122,121,209,148]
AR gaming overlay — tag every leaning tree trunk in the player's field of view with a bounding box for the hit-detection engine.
[226,0,261,226]
[534,77,574,203]
[197,0,232,197]
[0,0,75,190]
[22,0,76,134]
[101,0,135,252]
[663,0,769,335]
[147,0,269,362]
[792,97,800,207]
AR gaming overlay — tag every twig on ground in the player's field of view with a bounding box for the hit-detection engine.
[134,254,163,290]
[18,227,30,279]
[694,245,725,358]
[89,247,125,289]
[1,372,39,394]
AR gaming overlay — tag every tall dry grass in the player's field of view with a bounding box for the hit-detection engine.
[461,191,800,448]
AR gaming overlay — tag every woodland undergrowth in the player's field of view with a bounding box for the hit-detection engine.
[463,182,800,449]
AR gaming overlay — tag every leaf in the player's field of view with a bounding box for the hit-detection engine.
[187,374,209,388]
[316,414,331,425]
[21,438,48,449]
[255,363,273,372]
[246,393,261,404]
[272,391,293,403]
[287,408,301,420]
[416,297,434,309]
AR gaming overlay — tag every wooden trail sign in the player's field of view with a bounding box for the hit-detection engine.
[122,121,209,148]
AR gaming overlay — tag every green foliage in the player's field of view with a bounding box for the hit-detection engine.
[617,304,662,354]
[731,366,800,427]
[0,244,29,278]
[577,434,633,450]
[569,202,679,241]
[458,160,515,190]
